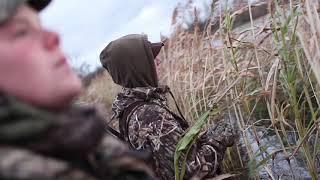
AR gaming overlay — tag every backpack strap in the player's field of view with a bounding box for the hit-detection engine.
[168,90,189,129]
[162,105,189,130]
[105,124,123,140]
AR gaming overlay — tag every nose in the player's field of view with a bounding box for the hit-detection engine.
[42,30,60,50]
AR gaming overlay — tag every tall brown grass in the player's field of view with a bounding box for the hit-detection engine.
[159,0,320,179]
[78,71,121,120]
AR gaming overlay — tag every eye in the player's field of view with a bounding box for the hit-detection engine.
[13,28,29,38]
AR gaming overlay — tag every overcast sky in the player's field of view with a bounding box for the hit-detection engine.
[40,0,179,70]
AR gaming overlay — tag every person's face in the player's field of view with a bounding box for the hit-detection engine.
[155,56,162,74]
[0,5,82,109]
[151,42,164,75]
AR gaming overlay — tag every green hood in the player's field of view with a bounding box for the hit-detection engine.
[100,34,158,88]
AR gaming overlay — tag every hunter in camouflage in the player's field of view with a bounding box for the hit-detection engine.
[0,1,154,179]
[100,34,236,179]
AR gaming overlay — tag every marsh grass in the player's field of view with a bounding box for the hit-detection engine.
[160,0,320,179]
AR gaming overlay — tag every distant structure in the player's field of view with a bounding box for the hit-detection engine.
[171,0,271,34]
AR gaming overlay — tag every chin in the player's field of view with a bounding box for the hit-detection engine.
[64,78,83,98]
[51,78,83,108]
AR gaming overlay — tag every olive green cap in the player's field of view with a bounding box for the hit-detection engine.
[0,0,51,24]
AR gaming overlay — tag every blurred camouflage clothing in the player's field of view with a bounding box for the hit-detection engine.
[100,34,236,179]
[0,93,154,180]
[111,86,235,179]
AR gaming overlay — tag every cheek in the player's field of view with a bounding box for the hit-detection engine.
[0,41,45,68]
[0,38,83,107]
[0,40,82,108]
[0,42,52,92]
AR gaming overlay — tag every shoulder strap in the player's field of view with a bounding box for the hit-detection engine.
[168,91,189,130]
[162,105,189,130]
[105,124,123,140]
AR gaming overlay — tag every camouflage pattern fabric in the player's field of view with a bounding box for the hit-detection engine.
[0,146,96,180]
[0,93,155,180]
[112,86,236,180]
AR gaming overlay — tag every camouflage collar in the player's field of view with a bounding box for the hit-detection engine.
[0,93,56,142]
[0,93,105,158]
[112,85,170,119]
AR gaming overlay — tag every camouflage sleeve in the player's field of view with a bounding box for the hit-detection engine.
[0,146,96,180]
[90,135,155,180]
[127,104,235,179]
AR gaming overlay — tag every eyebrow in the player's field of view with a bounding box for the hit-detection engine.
[11,15,41,29]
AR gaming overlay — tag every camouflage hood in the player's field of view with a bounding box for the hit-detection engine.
[112,86,170,119]
[0,92,105,159]
[100,34,158,88]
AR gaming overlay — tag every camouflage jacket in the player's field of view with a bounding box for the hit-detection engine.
[112,86,235,180]
[0,93,154,180]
